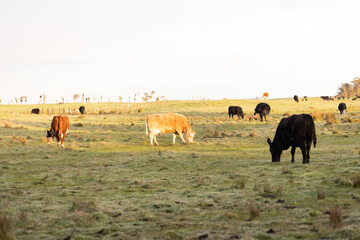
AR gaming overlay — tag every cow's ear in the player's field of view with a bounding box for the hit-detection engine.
[267,138,271,145]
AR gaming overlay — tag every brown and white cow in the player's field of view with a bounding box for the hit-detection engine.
[145,112,195,146]
[46,115,70,148]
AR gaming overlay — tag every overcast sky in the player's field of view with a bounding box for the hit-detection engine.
[1,0,359,104]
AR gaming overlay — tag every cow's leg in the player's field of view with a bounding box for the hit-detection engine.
[149,134,154,146]
[153,136,159,145]
[178,132,186,143]
[300,145,307,164]
[290,146,296,163]
[306,141,311,163]
[172,133,176,144]
[260,114,263,122]
[264,115,267,121]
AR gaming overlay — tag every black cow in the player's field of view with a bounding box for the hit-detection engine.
[228,106,244,119]
[267,114,317,164]
[293,95,299,103]
[254,103,271,121]
[79,106,85,114]
[302,96,308,101]
[321,96,330,101]
[31,108,40,114]
[338,103,347,115]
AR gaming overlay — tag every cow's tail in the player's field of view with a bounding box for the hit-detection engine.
[313,128,317,148]
[145,118,149,136]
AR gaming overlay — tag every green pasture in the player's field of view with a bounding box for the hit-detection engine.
[1,98,360,239]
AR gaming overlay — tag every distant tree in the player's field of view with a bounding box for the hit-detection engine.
[336,77,360,98]
[19,96,27,104]
[73,94,80,103]
[81,93,85,103]
[118,96,123,103]
[61,96,65,104]
[15,97,18,104]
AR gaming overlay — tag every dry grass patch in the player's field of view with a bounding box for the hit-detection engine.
[70,198,97,213]
[329,206,342,229]
[311,111,323,121]
[283,112,291,117]
[324,113,338,124]
[3,121,12,128]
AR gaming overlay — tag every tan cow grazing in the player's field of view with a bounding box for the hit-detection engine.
[261,92,269,100]
[145,112,195,146]
[46,115,70,148]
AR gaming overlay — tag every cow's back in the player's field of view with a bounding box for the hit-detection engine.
[146,113,189,133]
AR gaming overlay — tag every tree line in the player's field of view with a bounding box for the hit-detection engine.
[336,77,360,98]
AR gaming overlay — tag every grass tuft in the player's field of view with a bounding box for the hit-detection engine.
[317,189,325,200]
[324,113,338,124]
[247,203,260,220]
[329,206,342,229]
[353,176,360,188]
[4,121,12,128]
[0,214,13,240]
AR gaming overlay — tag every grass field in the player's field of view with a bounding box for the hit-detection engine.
[1,98,360,240]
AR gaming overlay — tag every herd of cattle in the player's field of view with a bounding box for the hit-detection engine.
[40,97,353,164]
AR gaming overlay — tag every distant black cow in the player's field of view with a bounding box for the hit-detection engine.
[302,96,308,101]
[31,108,40,114]
[228,106,244,119]
[352,97,357,101]
[267,114,316,164]
[321,96,330,101]
[254,103,271,121]
[338,103,347,115]
[79,106,85,114]
[293,95,299,103]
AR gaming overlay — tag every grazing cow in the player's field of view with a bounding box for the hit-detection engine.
[79,106,85,114]
[302,96,308,101]
[267,114,316,164]
[352,97,357,101]
[293,95,299,103]
[260,92,269,100]
[145,112,195,146]
[338,102,347,115]
[46,115,70,148]
[254,103,271,121]
[321,96,330,101]
[31,108,40,114]
[228,106,244,119]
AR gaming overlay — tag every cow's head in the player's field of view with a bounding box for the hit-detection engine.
[240,112,245,119]
[185,130,196,143]
[267,138,281,162]
[46,129,55,143]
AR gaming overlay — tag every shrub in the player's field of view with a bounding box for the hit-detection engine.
[0,214,13,240]
[329,206,342,229]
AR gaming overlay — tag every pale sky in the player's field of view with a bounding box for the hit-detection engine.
[1,0,360,104]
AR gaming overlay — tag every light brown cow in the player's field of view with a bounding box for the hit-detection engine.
[145,112,195,146]
[261,92,269,100]
[46,115,70,148]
